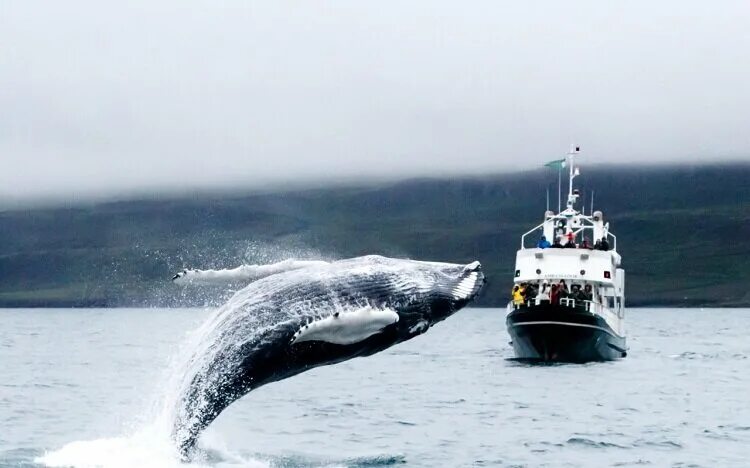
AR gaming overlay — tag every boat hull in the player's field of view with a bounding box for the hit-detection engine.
[506,304,626,363]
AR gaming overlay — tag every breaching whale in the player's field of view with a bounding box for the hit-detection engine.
[170,255,484,457]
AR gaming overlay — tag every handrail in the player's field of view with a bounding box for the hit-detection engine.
[520,217,618,251]
[559,298,576,308]
[520,212,592,248]
[607,232,617,251]
[508,298,601,313]
[520,220,547,249]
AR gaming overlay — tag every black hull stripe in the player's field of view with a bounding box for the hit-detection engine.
[509,320,624,339]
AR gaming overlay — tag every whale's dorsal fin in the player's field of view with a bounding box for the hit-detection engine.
[290,307,399,346]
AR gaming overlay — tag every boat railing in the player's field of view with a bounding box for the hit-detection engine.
[560,297,590,309]
[519,214,617,251]
[520,220,548,248]
[559,297,574,308]
[605,232,617,251]
[509,298,593,312]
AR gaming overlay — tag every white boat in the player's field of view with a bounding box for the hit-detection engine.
[505,147,627,362]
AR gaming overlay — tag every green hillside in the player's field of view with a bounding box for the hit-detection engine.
[1,163,749,308]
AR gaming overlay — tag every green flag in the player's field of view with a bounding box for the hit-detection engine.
[544,158,566,169]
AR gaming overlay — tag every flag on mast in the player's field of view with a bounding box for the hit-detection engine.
[544,158,566,169]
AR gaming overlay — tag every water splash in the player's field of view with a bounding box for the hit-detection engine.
[35,426,269,468]
[35,308,269,468]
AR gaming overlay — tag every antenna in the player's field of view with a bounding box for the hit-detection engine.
[546,187,550,211]
[566,145,581,210]
[591,190,595,214]
[557,168,561,214]
[582,191,585,215]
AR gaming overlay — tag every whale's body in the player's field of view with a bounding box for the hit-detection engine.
[171,255,484,456]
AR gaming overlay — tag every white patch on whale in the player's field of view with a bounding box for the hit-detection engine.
[290,307,399,346]
[409,319,429,335]
[452,272,479,300]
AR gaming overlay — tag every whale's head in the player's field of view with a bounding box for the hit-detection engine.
[380,257,485,336]
[287,256,485,348]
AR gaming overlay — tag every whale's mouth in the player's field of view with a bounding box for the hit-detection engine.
[451,261,484,301]
[463,260,482,273]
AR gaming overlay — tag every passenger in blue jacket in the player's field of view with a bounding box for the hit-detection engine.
[537,235,551,249]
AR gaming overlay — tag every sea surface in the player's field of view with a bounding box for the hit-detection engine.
[1,308,749,467]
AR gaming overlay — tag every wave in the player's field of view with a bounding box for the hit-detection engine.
[565,437,629,449]
[35,425,268,468]
[36,432,405,468]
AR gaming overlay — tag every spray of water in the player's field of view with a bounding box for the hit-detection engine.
[34,304,266,467]
[36,247,331,468]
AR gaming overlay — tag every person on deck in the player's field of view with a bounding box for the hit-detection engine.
[524,283,537,302]
[550,284,560,305]
[563,231,576,248]
[583,284,594,301]
[599,237,610,251]
[571,284,585,302]
[581,238,592,250]
[558,280,569,298]
[537,282,551,302]
[512,285,525,305]
[537,236,551,249]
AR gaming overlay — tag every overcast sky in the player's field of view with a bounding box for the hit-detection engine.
[2,1,749,201]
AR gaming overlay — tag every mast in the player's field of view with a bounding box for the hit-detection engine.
[557,168,561,213]
[566,145,580,211]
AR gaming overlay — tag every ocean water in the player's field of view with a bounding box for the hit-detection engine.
[1,308,749,468]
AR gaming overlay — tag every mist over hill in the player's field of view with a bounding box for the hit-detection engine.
[1,163,748,308]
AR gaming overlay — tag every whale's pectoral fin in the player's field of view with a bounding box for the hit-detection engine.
[171,260,330,287]
[290,307,399,346]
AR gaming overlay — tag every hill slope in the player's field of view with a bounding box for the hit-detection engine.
[1,163,748,308]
